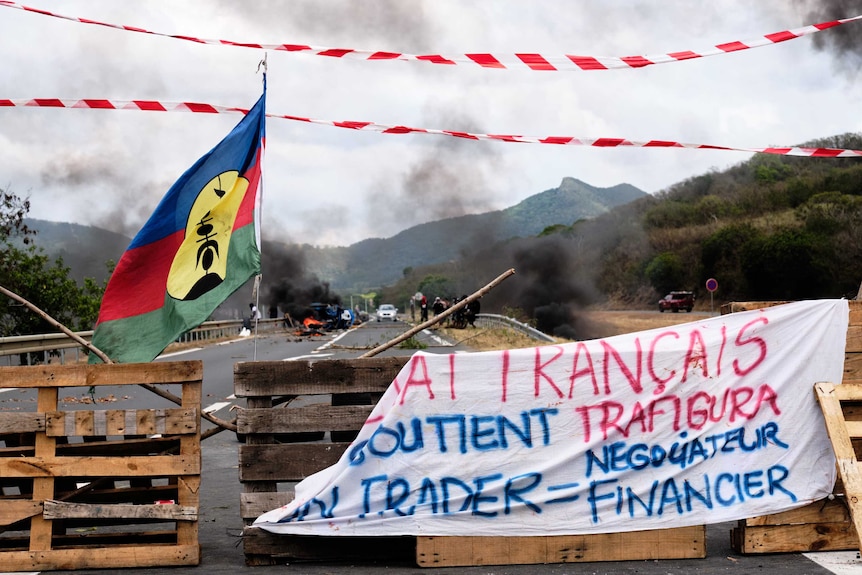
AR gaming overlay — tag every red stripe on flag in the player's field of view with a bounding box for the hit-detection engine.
[669,51,700,61]
[567,56,607,70]
[516,54,556,71]
[234,150,262,229]
[184,102,219,113]
[765,31,798,43]
[97,231,183,322]
[416,54,456,65]
[131,100,167,111]
[467,54,505,68]
[30,98,65,107]
[717,41,748,53]
[319,48,353,57]
[77,99,116,109]
[368,51,402,60]
[621,56,654,68]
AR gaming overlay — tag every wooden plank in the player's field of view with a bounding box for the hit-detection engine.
[742,497,850,526]
[239,443,349,482]
[0,360,202,388]
[42,499,197,521]
[234,357,407,397]
[0,454,199,477]
[825,383,862,402]
[814,381,862,555]
[415,526,706,567]
[0,499,42,526]
[45,407,198,437]
[815,383,862,494]
[844,353,862,383]
[0,413,45,434]
[0,544,200,570]
[237,404,373,434]
[29,386,57,553]
[240,491,295,521]
[240,527,414,563]
[177,379,201,550]
[732,522,858,553]
[848,325,862,354]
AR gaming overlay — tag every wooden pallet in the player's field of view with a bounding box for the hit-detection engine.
[0,361,202,571]
[814,381,862,555]
[727,300,862,554]
[235,357,706,567]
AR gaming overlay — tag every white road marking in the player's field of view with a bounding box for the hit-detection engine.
[421,329,453,346]
[159,347,202,358]
[316,330,351,350]
[203,401,231,414]
[804,551,862,574]
[284,353,334,362]
[0,388,14,394]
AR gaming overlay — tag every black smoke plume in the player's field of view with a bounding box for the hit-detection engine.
[795,0,862,73]
[260,240,340,319]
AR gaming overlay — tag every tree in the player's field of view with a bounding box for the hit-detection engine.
[0,190,105,337]
[644,252,684,295]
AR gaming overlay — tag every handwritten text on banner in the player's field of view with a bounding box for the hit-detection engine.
[255,299,849,536]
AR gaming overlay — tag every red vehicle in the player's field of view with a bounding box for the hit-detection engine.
[658,291,695,313]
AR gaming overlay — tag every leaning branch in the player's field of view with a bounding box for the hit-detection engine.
[0,283,237,432]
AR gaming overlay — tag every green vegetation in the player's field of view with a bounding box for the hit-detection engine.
[378,132,862,312]
[1,190,106,336]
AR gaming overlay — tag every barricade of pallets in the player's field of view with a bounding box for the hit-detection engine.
[0,361,202,571]
[728,301,862,554]
[235,357,706,567]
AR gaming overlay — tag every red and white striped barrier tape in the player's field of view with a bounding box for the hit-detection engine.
[3,97,860,158]
[2,1,860,71]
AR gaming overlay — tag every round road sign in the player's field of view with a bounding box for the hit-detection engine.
[705,278,718,292]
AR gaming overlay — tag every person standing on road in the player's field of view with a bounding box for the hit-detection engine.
[420,294,428,321]
[249,303,261,322]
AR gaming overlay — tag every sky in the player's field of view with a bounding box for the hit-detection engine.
[0,0,861,247]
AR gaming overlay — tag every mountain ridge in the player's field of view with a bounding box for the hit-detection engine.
[23,177,648,292]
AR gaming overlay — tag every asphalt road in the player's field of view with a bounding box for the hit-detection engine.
[5,320,861,574]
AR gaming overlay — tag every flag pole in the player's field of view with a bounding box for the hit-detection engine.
[252,54,267,361]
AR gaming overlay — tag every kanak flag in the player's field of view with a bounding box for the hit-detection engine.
[91,86,266,363]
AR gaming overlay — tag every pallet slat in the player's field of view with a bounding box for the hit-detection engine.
[0,361,202,571]
[235,357,708,567]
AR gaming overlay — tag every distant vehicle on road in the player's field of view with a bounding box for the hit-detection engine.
[658,291,695,313]
[376,304,398,322]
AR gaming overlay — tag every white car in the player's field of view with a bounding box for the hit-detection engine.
[376,304,397,322]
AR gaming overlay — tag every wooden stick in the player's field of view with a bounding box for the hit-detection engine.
[0,283,112,363]
[0,283,237,433]
[358,268,515,359]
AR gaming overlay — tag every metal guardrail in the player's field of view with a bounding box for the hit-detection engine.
[0,318,285,366]
[1,314,553,366]
[474,313,555,343]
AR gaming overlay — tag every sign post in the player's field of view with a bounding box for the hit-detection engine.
[705,277,718,314]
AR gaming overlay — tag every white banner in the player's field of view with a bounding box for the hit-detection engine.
[255,299,849,536]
